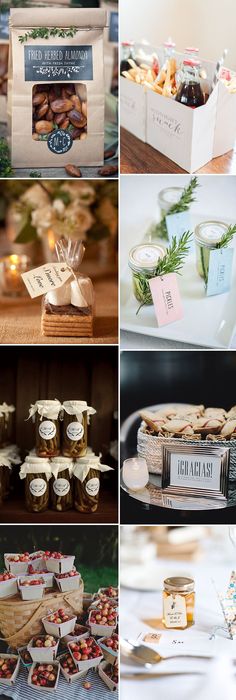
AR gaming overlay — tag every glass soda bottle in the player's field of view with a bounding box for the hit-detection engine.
[120,41,135,75]
[175,59,204,107]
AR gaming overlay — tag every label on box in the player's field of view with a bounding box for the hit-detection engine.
[66,422,84,441]
[53,478,70,496]
[163,594,187,628]
[166,211,192,248]
[170,452,221,491]
[109,12,118,42]
[206,248,233,296]
[30,478,47,497]
[85,477,100,496]
[149,273,183,327]
[22,262,72,299]
[24,45,93,82]
[39,420,56,440]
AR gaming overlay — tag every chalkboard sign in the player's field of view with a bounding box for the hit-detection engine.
[47,129,73,155]
[24,45,93,82]
[109,12,118,43]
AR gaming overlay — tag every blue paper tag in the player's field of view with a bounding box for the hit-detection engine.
[165,211,193,250]
[206,247,233,296]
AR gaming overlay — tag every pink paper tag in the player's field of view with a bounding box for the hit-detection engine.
[149,273,183,327]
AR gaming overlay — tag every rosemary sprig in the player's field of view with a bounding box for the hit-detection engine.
[216,224,236,249]
[135,230,192,314]
[150,176,199,240]
[18,26,77,43]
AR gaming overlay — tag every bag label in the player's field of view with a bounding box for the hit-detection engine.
[163,594,187,628]
[30,478,47,497]
[66,421,84,441]
[85,477,100,496]
[21,262,72,299]
[47,129,73,155]
[24,45,93,82]
[53,478,70,496]
[39,420,56,440]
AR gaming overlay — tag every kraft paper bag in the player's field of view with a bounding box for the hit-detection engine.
[8,8,107,168]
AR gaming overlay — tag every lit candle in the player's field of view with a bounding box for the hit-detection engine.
[0,255,31,297]
[122,457,149,491]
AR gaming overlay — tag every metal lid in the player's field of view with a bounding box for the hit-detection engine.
[195,220,228,248]
[159,187,184,205]
[128,243,166,273]
[164,576,195,593]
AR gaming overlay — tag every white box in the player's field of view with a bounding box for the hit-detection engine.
[0,577,17,598]
[4,554,29,575]
[27,636,59,663]
[28,661,60,692]
[213,80,236,158]
[120,76,146,142]
[67,639,103,672]
[45,556,75,575]
[0,655,20,686]
[88,610,117,638]
[54,574,81,593]
[98,636,118,664]
[98,660,118,691]
[42,613,77,639]
[18,578,46,601]
[59,654,87,684]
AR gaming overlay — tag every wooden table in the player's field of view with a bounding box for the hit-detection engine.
[0,489,118,524]
[0,276,118,345]
[121,127,236,174]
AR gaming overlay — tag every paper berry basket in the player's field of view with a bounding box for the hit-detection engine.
[59,653,87,683]
[28,661,60,692]
[29,552,45,571]
[18,646,33,670]
[63,625,89,644]
[67,638,103,671]
[18,577,46,601]
[4,554,29,576]
[55,573,81,593]
[97,587,119,602]
[42,611,77,638]
[98,636,118,664]
[27,635,59,663]
[0,654,20,686]
[0,575,17,599]
[88,609,117,638]
[26,571,54,588]
[45,555,75,575]
[98,660,118,692]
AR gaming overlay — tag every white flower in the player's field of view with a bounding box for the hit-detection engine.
[53,199,65,215]
[21,184,50,209]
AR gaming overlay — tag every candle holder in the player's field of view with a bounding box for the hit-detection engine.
[0,255,31,298]
[122,457,149,491]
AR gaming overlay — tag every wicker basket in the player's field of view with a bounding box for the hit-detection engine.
[0,580,84,650]
[137,426,236,481]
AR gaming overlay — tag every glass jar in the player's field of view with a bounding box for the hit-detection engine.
[74,456,101,513]
[50,456,73,512]
[158,187,184,219]
[128,243,167,305]
[176,59,204,107]
[0,404,15,447]
[62,401,96,458]
[31,400,61,457]
[20,456,51,513]
[120,41,134,75]
[163,577,195,629]
[195,220,229,281]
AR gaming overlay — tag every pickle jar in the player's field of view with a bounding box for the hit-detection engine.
[50,456,74,512]
[0,404,15,447]
[128,243,167,306]
[163,576,195,629]
[29,400,61,457]
[62,401,96,458]
[195,220,229,283]
[73,456,102,513]
[20,456,51,513]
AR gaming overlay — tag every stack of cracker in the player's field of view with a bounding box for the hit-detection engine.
[41,304,93,338]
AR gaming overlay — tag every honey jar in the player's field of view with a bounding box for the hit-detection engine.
[163,576,195,629]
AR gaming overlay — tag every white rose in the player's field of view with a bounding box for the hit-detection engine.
[53,199,65,215]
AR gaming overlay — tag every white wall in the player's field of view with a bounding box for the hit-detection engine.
[120,0,236,70]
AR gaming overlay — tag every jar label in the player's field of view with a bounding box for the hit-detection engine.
[39,420,56,440]
[29,478,47,497]
[200,225,225,243]
[133,246,162,265]
[163,594,187,628]
[53,478,70,496]
[66,421,84,441]
[85,477,100,496]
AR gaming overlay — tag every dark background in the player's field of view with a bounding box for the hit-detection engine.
[120,350,236,525]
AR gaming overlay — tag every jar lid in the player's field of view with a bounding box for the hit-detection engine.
[195,221,228,248]
[164,576,195,593]
[63,400,87,411]
[129,243,166,272]
[159,187,184,205]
